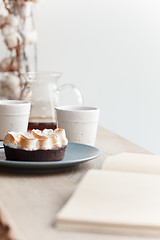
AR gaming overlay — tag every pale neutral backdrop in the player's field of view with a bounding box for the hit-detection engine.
[36,0,160,154]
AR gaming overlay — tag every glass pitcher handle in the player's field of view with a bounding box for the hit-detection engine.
[57,83,84,105]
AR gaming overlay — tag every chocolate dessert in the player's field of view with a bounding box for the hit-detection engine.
[28,121,57,131]
[3,128,68,162]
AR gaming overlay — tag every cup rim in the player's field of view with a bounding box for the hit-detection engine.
[0,100,30,106]
[55,105,100,112]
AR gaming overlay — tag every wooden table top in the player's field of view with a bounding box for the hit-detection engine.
[0,126,152,240]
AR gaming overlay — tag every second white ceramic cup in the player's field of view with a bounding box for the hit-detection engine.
[55,106,100,146]
[0,100,31,140]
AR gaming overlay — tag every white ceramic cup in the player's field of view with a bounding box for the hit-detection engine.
[55,106,100,146]
[0,100,31,140]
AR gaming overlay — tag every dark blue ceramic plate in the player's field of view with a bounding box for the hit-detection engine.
[0,142,100,169]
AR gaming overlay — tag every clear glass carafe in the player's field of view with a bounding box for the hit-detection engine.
[20,72,84,131]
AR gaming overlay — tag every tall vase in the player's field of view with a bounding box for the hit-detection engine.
[0,0,37,100]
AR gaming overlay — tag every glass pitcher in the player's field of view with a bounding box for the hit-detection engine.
[20,72,84,130]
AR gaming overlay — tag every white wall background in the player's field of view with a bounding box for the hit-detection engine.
[36,0,160,154]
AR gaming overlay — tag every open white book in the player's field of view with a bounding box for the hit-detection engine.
[56,152,160,237]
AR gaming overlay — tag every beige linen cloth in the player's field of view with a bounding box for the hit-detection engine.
[0,143,25,240]
[0,153,158,240]
[0,201,24,240]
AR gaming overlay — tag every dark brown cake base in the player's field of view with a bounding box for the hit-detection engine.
[4,145,67,162]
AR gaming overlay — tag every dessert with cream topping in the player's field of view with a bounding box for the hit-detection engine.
[3,128,68,161]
